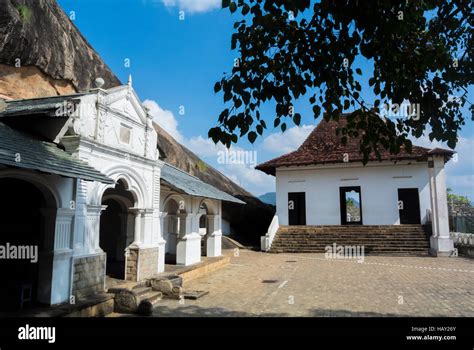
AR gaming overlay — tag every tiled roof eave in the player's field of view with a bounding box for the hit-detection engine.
[258,155,430,176]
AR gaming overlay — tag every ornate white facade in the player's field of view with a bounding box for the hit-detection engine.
[0,83,240,307]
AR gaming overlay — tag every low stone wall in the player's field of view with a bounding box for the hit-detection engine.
[72,253,106,299]
[178,256,230,286]
[452,232,474,258]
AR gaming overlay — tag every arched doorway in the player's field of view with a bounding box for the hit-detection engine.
[100,179,135,279]
[0,178,55,311]
[163,197,185,264]
[199,203,209,256]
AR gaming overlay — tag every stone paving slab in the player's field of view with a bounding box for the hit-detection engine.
[114,249,474,317]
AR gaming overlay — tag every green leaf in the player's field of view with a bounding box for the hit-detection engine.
[355,68,362,75]
[274,118,281,128]
[281,123,287,132]
[248,131,257,143]
[293,113,301,125]
[229,2,237,13]
[214,82,221,93]
[312,105,321,118]
[222,0,230,9]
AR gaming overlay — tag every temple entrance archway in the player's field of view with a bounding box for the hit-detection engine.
[199,202,209,256]
[0,177,56,311]
[163,196,186,265]
[100,179,135,279]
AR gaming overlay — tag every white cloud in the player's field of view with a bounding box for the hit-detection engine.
[143,99,183,142]
[185,136,274,196]
[262,125,315,154]
[218,163,275,197]
[162,0,220,13]
[143,100,270,195]
[186,135,227,158]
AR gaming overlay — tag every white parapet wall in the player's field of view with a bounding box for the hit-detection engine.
[261,215,279,252]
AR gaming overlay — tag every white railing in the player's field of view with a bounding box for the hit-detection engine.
[451,232,474,247]
[261,215,279,252]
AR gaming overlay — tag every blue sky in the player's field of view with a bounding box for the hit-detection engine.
[58,0,473,200]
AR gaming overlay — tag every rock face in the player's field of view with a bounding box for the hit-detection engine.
[0,0,274,243]
[0,64,76,99]
[155,122,254,197]
[0,0,121,95]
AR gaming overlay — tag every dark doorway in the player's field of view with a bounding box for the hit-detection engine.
[0,178,49,311]
[100,180,134,280]
[199,202,208,256]
[340,186,363,225]
[288,192,306,225]
[398,188,421,224]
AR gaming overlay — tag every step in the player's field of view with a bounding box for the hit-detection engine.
[138,291,162,305]
[132,286,153,297]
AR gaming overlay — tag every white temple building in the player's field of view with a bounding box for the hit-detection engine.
[0,79,243,307]
[257,116,455,257]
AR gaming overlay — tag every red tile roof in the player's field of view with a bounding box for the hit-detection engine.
[256,117,454,176]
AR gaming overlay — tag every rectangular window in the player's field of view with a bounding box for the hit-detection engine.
[120,124,131,144]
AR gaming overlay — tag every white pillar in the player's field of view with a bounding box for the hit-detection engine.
[157,211,168,273]
[176,213,201,265]
[129,208,144,247]
[142,208,155,246]
[38,208,75,305]
[428,155,454,256]
[206,214,222,257]
[85,205,106,253]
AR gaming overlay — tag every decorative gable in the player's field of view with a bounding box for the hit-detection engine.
[71,84,158,161]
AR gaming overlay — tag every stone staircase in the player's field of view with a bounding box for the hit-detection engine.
[132,286,163,305]
[108,280,163,315]
[269,225,431,256]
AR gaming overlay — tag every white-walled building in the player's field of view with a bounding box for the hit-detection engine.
[257,117,455,257]
[0,81,243,309]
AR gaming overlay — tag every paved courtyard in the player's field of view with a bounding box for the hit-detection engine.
[146,249,474,317]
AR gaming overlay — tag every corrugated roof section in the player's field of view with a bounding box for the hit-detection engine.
[160,163,245,204]
[0,121,114,184]
[0,94,87,117]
